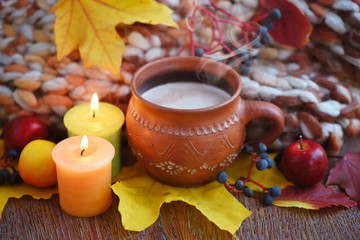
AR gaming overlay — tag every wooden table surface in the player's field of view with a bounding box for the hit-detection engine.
[1,137,360,240]
[1,191,359,239]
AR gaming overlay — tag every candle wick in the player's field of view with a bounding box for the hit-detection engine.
[92,111,96,118]
[81,149,85,156]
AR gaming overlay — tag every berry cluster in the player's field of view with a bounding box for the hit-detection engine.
[178,0,282,76]
[216,143,281,205]
[0,148,22,186]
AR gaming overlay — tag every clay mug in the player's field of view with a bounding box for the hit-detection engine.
[126,56,284,187]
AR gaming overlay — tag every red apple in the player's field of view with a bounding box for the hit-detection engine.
[4,115,49,152]
[281,137,328,187]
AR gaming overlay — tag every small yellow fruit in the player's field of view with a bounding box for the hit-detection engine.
[19,140,57,187]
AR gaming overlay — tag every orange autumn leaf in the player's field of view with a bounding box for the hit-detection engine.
[51,0,177,74]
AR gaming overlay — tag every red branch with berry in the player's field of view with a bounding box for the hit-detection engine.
[217,143,281,205]
[177,0,282,75]
[177,0,312,75]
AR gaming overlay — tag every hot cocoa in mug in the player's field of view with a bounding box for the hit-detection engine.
[126,56,284,187]
[141,82,231,109]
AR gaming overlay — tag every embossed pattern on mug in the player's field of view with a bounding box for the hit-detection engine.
[128,107,240,176]
[129,104,239,136]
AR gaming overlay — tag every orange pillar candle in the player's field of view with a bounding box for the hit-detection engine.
[52,135,114,217]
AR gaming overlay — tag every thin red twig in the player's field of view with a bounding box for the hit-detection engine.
[179,0,267,59]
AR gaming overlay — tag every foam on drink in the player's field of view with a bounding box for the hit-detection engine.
[141,82,231,109]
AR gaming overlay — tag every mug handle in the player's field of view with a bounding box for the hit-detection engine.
[242,100,284,146]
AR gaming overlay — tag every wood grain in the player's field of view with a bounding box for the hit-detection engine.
[1,138,360,239]
[1,190,359,239]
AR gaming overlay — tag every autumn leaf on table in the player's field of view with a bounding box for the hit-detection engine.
[111,163,252,235]
[326,153,360,202]
[226,153,293,192]
[273,183,358,209]
[225,153,357,209]
[51,0,177,74]
[0,138,58,219]
[258,0,313,47]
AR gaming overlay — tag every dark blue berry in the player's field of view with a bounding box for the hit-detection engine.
[239,65,249,75]
[244,145,254,154]
[216,171,228,183]
[257,26,268,38]
[252,52,261,59]
[257,142,267,153]
[0,169,11,185]
[269,9,282,20]
[262,18,274,30]
[243,187,253,197]
[195,48,205,57]
[7,149,19,160]
[243,58,254,67]
[266,157,274,169]
[260,34,270,45]
[259,152,268,158]
[235,48,248,57]
[256,159,268,171]
[7,171,21,185]
[252,39,261,49]
[269,186,281,197]
[235,180,244,190]
[0,168,10,180]
[263,194,274,205]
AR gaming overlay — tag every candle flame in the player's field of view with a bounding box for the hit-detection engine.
[90,92,99,118]
[80,135,88,156]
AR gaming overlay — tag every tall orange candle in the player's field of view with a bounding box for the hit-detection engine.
[52,135,114,217]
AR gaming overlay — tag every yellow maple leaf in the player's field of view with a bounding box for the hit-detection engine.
[273,200,314,209]
[0,183,58,219]
[51,0,178,74]
[226,153,294,192]
[111,163,252,235]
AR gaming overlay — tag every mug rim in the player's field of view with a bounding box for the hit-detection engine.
[131,56,242,113]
